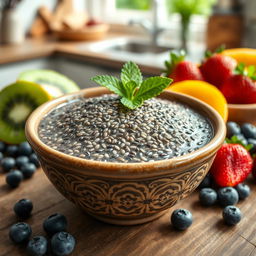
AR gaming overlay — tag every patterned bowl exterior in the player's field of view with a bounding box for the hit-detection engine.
[26,87,226,225]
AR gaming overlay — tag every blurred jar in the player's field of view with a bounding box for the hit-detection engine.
[1,9,25,44]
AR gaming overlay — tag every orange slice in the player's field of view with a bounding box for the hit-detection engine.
[222,48,256,66]
[167,80,228,122]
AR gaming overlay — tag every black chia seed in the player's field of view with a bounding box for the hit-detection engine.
[38,95,213,163]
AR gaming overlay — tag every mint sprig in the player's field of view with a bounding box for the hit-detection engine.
[91,61,172,109]
[225,135,253,151]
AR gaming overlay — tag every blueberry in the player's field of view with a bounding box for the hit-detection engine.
[43,213,68,236]
[235,183,250,200]
[199,188,217,206]
[0,152,3,161]
[16,156,29,168]
[14,199,33,219]
[9,222,32,244]
[198,173,212,189]
[1,157,15,172]
[29,153,40,168]
[236,134,248,145]
[6,170,23,188]
[27,236,48,256]
[21,163,36,178]
[6,145,18,157]
[223,206,242,225]
[171,208,193,230]
[51,232,76,256]
[248,138,256,154]
[0,141,6,152]
[217,187,239,207]
[226,122,241,138]
[241,123,256,139]
[18,142,33,156]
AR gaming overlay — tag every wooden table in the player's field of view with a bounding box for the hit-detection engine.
[1,169,256,256]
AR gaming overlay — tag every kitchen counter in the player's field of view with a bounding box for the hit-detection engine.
[1,168,256,256]
[0,35,163,75]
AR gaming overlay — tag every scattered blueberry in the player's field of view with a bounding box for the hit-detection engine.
[0,141,6,152]
[18,142,33,156]
[21,163,36,178]
[241,123,256,139]
[236,134,248,145]
[43,213,68,236]
[226,122,241,138]
[171,208,193,230]
[9,222,32,244]
[6,170,23,188]
[248,138,256,154]
[217,187,239,207]
[198,173,212,189]
[16,156,29,169]
[6,145,18,157]
[235,183,250,200]
[29,153,40,168]
[199,188,217,206]
[1,157,15,172]
[14,199,33,219]
[0,152,3,161]
[51,232,76,256]
[27,236,48,256]
[222,206,242,225]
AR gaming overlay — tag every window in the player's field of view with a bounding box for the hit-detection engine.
[116,0,151,10]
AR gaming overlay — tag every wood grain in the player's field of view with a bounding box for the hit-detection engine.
[1,168,256,256]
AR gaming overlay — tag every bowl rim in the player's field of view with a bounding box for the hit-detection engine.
[25,87,226,174]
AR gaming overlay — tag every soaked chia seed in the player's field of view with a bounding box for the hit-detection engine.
[38,94,213,163]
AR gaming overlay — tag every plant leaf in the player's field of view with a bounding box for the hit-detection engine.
[121,61,142,86]
[134,77,172,102]
[122,80,138,99]
[91,75,125,97]
[121,97,142,109]
[225,135,253,151]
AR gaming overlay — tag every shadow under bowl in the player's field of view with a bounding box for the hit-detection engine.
[26,87,226,225]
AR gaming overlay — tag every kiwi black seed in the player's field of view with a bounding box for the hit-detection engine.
[18,69,79,98]
[0,81,51,144]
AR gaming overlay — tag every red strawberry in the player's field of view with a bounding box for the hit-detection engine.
[210,143,253,187]
[164,51,203,82]
[220,64,256,104]
[200,53,237,88]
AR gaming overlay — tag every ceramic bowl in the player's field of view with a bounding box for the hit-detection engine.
[26,87,226,225]
[228,103,256,125]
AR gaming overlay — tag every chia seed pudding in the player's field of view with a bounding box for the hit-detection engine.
[38,94,213,163]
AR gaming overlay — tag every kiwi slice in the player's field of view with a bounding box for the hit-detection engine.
[18,70,79,98]
[0,81,51,144]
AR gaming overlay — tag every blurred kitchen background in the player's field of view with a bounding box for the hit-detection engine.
[0,0,255,89]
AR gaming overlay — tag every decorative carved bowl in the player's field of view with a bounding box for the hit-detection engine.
[26,87,226,225]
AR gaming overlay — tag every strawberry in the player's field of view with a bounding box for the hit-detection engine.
[164,51,203,83]
[210,143,253,187]
[200,50,237,88]
[220,63,256,104]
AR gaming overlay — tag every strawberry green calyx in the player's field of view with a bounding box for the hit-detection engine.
[91,61,172,110]
[234,63,256,80]
[204,45,226,59]
[225,135,253,151]
[163,50,186,76]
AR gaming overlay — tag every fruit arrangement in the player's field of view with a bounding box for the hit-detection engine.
[9,198,76,256]
[164,47,256,106]
[0,70,79,144]
[0,141,40,188]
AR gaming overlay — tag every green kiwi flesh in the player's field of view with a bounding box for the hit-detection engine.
[0,81,51,144]
[18,70,79,98]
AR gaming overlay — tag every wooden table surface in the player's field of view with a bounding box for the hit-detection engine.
[1,169,256,256]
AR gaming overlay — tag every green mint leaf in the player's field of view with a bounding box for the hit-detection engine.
[121,61,142,86]
[134,77,172,102]
[121,97,142,109]
[91,75,125,97]
[122,80,138,99]
[225,135,253,151]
